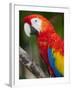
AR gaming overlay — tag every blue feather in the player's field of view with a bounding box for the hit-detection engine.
[48,48,63,77]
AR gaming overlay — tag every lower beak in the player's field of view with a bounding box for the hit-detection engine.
[30,26,38,35]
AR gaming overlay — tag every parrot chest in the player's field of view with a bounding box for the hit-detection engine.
[37,34,49,64]
[37,34,48,52]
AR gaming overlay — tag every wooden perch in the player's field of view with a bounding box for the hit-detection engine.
[19,47,47,78]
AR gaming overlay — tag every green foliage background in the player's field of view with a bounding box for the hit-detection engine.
[19,11,64,79]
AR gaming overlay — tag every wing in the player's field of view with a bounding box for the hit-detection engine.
[48,48,64,77]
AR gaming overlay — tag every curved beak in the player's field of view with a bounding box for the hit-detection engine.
[24,23,38,37]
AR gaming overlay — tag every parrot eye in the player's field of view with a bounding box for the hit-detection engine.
[31,18,42,33]
[35,19,38,22]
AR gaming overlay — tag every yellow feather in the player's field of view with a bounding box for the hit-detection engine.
[53,50,64,75]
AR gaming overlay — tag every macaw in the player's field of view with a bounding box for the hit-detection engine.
[23,14,64,77]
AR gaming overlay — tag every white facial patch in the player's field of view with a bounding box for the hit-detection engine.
[31,18,42,32]
[24,23,31,37]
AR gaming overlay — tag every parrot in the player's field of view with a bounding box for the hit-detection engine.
[23,14,64,77]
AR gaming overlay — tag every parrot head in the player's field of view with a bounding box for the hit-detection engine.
[23,14,53,37]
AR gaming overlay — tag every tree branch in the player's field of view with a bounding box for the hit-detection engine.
[19,47,47,78]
